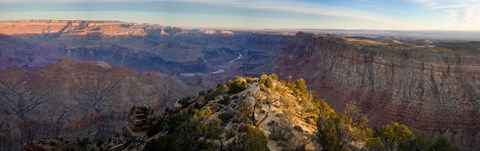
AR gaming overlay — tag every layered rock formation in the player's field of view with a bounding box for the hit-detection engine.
[124,104,153,137]
[274,32,480,150]
[0,59,194,150]
[0,20,291,89]
[1,20,163,36]
[24,104,156,151]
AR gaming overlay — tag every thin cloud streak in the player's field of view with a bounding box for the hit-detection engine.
[171,0,417,27]
[409,0,480,22]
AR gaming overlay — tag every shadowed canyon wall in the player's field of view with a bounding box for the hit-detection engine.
[274,32,480,150]
[0,60,194,150]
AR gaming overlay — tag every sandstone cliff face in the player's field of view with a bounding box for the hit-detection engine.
[274,32,480,150]
[0,20,143,36]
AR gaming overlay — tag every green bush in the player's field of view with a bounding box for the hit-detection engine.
[218,111,235,123]
[145,106,224,151]
[431,134,460,151]
[294,79,307,95]
[144,135,216,151]
[364,122,413,151]
[218,95,230,105]
[365,137,385,151]
[398,131,430,151]
[264,77,273,88]
[227,77,248,94]
[229,127,269,151]
[205,89,222,102]
[316,113,351,151]
[282,78,308,96]
[144,135,181,151]
[178,96,192,107]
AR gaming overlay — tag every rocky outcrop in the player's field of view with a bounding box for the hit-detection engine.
[124,104,153,137]
[274,32,480,150]
[220,30,234,35]
[201,29,217,35]
[108,104,154,150]
[199,29,234,35]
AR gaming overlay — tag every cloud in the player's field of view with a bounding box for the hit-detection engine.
[173,0,415,27]
[409,0,480,22]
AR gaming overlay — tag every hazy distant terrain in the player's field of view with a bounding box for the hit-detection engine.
[261,29,480,41]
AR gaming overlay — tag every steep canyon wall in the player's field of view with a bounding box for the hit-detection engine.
[274,32,480,150]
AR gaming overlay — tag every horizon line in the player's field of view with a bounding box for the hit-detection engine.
[2,19,480,33]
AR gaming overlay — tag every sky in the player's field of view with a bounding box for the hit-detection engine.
[0,0,480,30]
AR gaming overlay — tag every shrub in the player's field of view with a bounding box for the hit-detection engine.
[259,73,268,83]
[264,77,273,88]
[246,77,259,83]
[398,131,430,151]
[365,137,385,151]
[294,79,307,95]
[229,127,269,151]
[431,134,460,151]
[144,135,193,151]
[218,95,230,105]
[218,111,235,123]
[316,114,351,151]
[282,78,308,96]
[178,96,192,107]
[377,122,413,151]
[227,77,248,94]
[205,89,222,102]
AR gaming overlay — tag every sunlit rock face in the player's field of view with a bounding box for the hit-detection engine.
[274,32,480,150]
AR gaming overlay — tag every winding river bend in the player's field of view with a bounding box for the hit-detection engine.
[180,53,242,77]
[229,53,242,63]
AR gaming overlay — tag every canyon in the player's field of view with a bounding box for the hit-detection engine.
[0,20,291,88]
[0,20,291,150]
[0,59,195,150]
[274,32,480,150]
[1,20,480,150]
